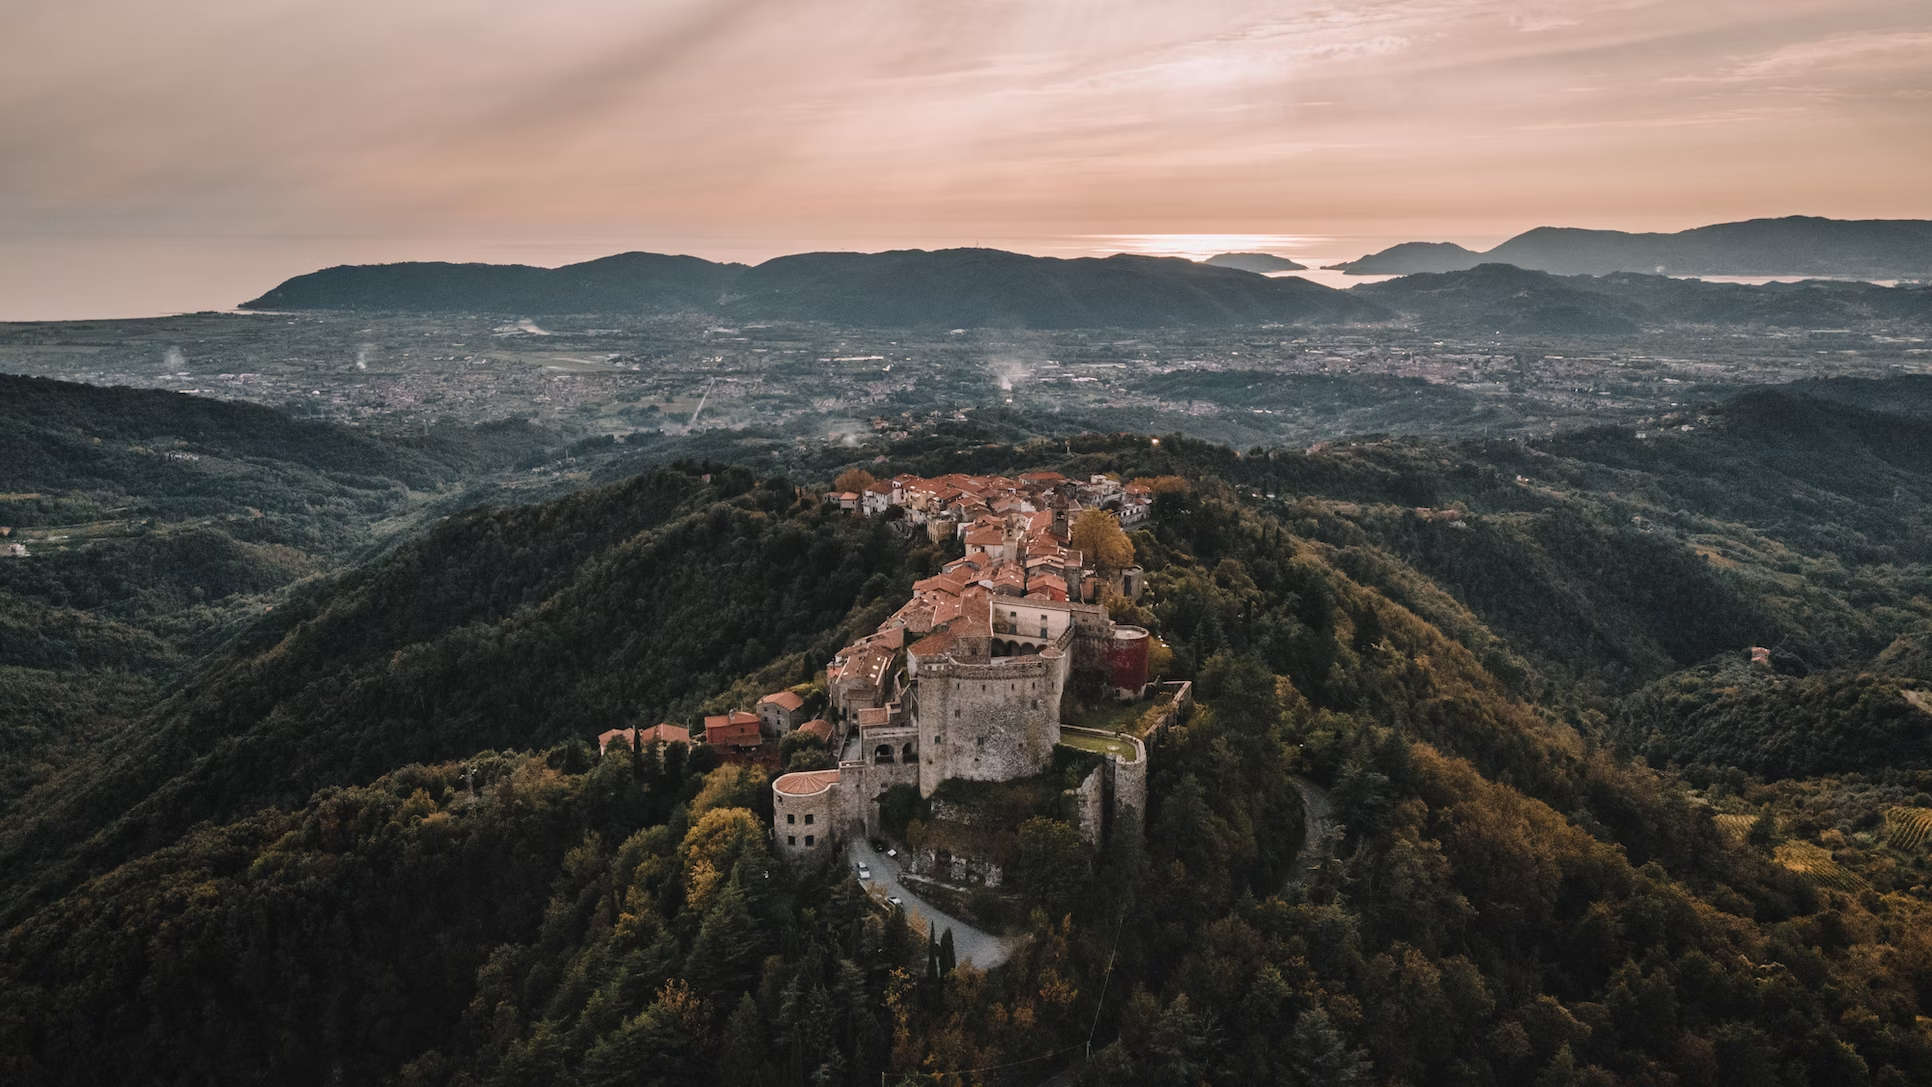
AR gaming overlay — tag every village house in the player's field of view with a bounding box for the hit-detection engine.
[703,710,762,751]
[596,722,691,756]
[756,690,807,736]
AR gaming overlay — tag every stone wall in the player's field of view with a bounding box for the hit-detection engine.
[1107,736,1148,843]
[1068,763,1106,846]
[1058,726,1148,847]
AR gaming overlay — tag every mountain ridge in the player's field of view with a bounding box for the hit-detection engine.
[1327,215,1932,277]
[242,247,1383,328]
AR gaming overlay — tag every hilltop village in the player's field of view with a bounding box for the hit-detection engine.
[599,470,1169,904]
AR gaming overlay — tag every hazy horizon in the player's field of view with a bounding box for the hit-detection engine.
[5,0,1929,319]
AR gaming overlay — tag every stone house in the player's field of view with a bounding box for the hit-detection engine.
[756,690,807,736]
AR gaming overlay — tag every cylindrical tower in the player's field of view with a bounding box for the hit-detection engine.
[1106,625,1150,697]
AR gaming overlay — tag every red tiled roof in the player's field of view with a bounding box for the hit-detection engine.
[799,718,834,741]
[706,718,762,747]
[913,572,969,597]
[774,768,841,796]
[641,723,691,745]
[759,690,805,711]
[908,629,957,657]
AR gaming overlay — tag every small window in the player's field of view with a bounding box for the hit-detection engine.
[804,813,814,825]
[787,813,795,824]
[805,834,815,846]
[787,835,796,846]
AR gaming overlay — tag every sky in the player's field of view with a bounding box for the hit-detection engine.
[3,0,1929,318]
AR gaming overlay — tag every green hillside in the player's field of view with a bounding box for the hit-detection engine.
[6,379,1932,1084]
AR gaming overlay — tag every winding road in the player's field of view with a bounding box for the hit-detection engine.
[848,838,1021,969]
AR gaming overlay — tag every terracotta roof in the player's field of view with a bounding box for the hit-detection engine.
[758,690,805,711]
[913,572,969,597]
[856,706,890,727]
[908,629,957,657]
[798,718,834,741]
[773,768,841,796]
[640,723,691,745]
[706,718,762,747]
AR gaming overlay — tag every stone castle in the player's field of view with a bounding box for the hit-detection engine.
[773,471,1154,871]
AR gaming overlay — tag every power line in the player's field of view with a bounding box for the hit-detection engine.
[1085,909,1128,1061]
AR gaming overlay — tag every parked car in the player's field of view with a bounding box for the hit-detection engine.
[869,838,887,852]
[855,863,872,881]
[886,895,903,908]
[885,848,898,859]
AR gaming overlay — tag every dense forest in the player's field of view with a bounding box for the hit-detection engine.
[0,375,580,812]
[5,376,1932,1083]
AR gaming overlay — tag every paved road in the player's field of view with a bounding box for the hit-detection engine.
[848,838,1021,969]
[1291,774,1337,877]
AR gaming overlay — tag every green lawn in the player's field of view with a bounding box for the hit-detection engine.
[1057,729,1139,761]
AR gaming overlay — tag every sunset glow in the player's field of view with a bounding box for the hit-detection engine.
[2,0,1928,316]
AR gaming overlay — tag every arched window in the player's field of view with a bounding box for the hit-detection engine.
[902,742,916,761]
[874,745,895,764]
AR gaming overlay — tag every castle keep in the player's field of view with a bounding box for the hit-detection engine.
[773,471,1153,867]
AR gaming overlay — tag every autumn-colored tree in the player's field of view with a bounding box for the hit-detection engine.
[1071,508,1134,577]
[689,764,767,819]
[679,806,765,909]
[833,468,878,494]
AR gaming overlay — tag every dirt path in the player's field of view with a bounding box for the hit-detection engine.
[1291,774,1336,877]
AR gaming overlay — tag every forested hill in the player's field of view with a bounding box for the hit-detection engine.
[7,380,1932,1083]
[241,247,1387,327]
[242,252,744,315]
[0,375,560,816]
[0,466,934,924]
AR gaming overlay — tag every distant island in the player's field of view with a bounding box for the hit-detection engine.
[1202,252,1306,273]
[1326,215,1932,278]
